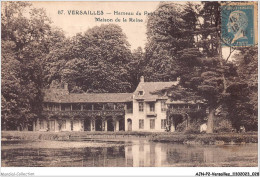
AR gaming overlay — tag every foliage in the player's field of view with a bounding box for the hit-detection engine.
[1,2,53,129]
[214,119,233,133]
[144,1,255,133]
[144,2,196,82]
[184,123,200,134]
[225,47,258,131]
[127,47,146,91]
[176,121,186,132]
[59,24,133,93]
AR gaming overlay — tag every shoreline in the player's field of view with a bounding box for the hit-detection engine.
[1,131,258,145]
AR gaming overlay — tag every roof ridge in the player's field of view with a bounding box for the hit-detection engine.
[144,81,177,83]
[70,92,132,95]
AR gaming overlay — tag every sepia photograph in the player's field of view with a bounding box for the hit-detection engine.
[1,0,258,176]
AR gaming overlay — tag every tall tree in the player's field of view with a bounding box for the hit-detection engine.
[225,47,258,131]
[127,47,146,90]
[60,24,133,93]
[144,2,241,133]
[1,2,52,129]
[145,2,190,81]
[42,27,71,86]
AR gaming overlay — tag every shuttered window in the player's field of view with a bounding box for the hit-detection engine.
[161,119,166,129]
[139,102,144,112]
[161,101,167,112]
[150,119,155,129]
[139,119,144,129]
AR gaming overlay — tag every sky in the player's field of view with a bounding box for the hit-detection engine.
[31,1,235,59]
[33,1,160,50]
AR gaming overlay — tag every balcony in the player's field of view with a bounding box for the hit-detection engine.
[146,111,157,117]
[167,107,205,115]
[42,109,125,118]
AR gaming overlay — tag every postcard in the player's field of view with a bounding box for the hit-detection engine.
[1,1,258,176]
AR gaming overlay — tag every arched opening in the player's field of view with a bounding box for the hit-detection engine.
[84,119,91,131]
[95,119,102,131]
[119,118,125,131]
[127,119,132,131]
[171,114,183,130]
[107,119,114,131]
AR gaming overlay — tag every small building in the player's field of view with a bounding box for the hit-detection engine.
[125,76,177,132]
[34,77,204,132]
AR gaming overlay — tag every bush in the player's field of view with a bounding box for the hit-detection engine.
[175,121,186,132]
[184,123,200,134]
[214,119,233,133]
[176,121,200,134]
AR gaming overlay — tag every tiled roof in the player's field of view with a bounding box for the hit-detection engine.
[133,81,178,101]
[43,89,133,103]
[43,80,178,103]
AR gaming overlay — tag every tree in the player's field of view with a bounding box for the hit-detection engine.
[144,2,242,133]
[42,27,70,86]
[225,47,258,131]
[127,47,146,90]
[60,24,133,93]
[144,2,191,82]
[1,2,53,129]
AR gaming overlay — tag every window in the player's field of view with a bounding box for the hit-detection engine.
[54,104,60,111]
[43,104,48,111]
[138,91,144,96]
[149,103,155,112]
[61,104,66,111]
[139,119,144,129]
[72,103,81,111]
[49,104,53,111]
[83,104,92,110]
[161,101,167,112]
[139,102,144,112]
[61,104,71,111]
[150,119,155,129]
[50,120,55,131]
[93,103,103,110]
[62,120,66,130]
[40,120,44,129]
[161,119,166,129]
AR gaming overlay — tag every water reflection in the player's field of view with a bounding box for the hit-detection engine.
[125,141,257,167]
[1,140,257,167]
[125,142,166,167]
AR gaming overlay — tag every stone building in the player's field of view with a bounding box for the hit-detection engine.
[34,77,204,132]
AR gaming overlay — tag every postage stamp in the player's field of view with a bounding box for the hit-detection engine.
[221,2,257,47]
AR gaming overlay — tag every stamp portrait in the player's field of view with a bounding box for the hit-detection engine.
[221,2,257,47]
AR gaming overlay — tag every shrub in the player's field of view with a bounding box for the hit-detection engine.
[214,119,233,133]
[184,123,200,134]
[176,121,186,132]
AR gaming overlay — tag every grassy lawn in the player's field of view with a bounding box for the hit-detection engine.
[1,131,258,144]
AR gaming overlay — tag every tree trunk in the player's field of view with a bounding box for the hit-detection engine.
[206,108,215,133]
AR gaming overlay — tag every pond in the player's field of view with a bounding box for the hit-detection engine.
[1,139,258,167]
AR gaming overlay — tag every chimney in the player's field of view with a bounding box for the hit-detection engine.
[177,77,180,83]
[64,83,68,90]
[140,76,144,83]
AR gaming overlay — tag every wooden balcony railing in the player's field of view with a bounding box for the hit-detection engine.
[42,109,125,118]
[167,107,204,115]
[146,112,157,117]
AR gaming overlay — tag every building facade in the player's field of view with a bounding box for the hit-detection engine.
[34,77,203,132]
